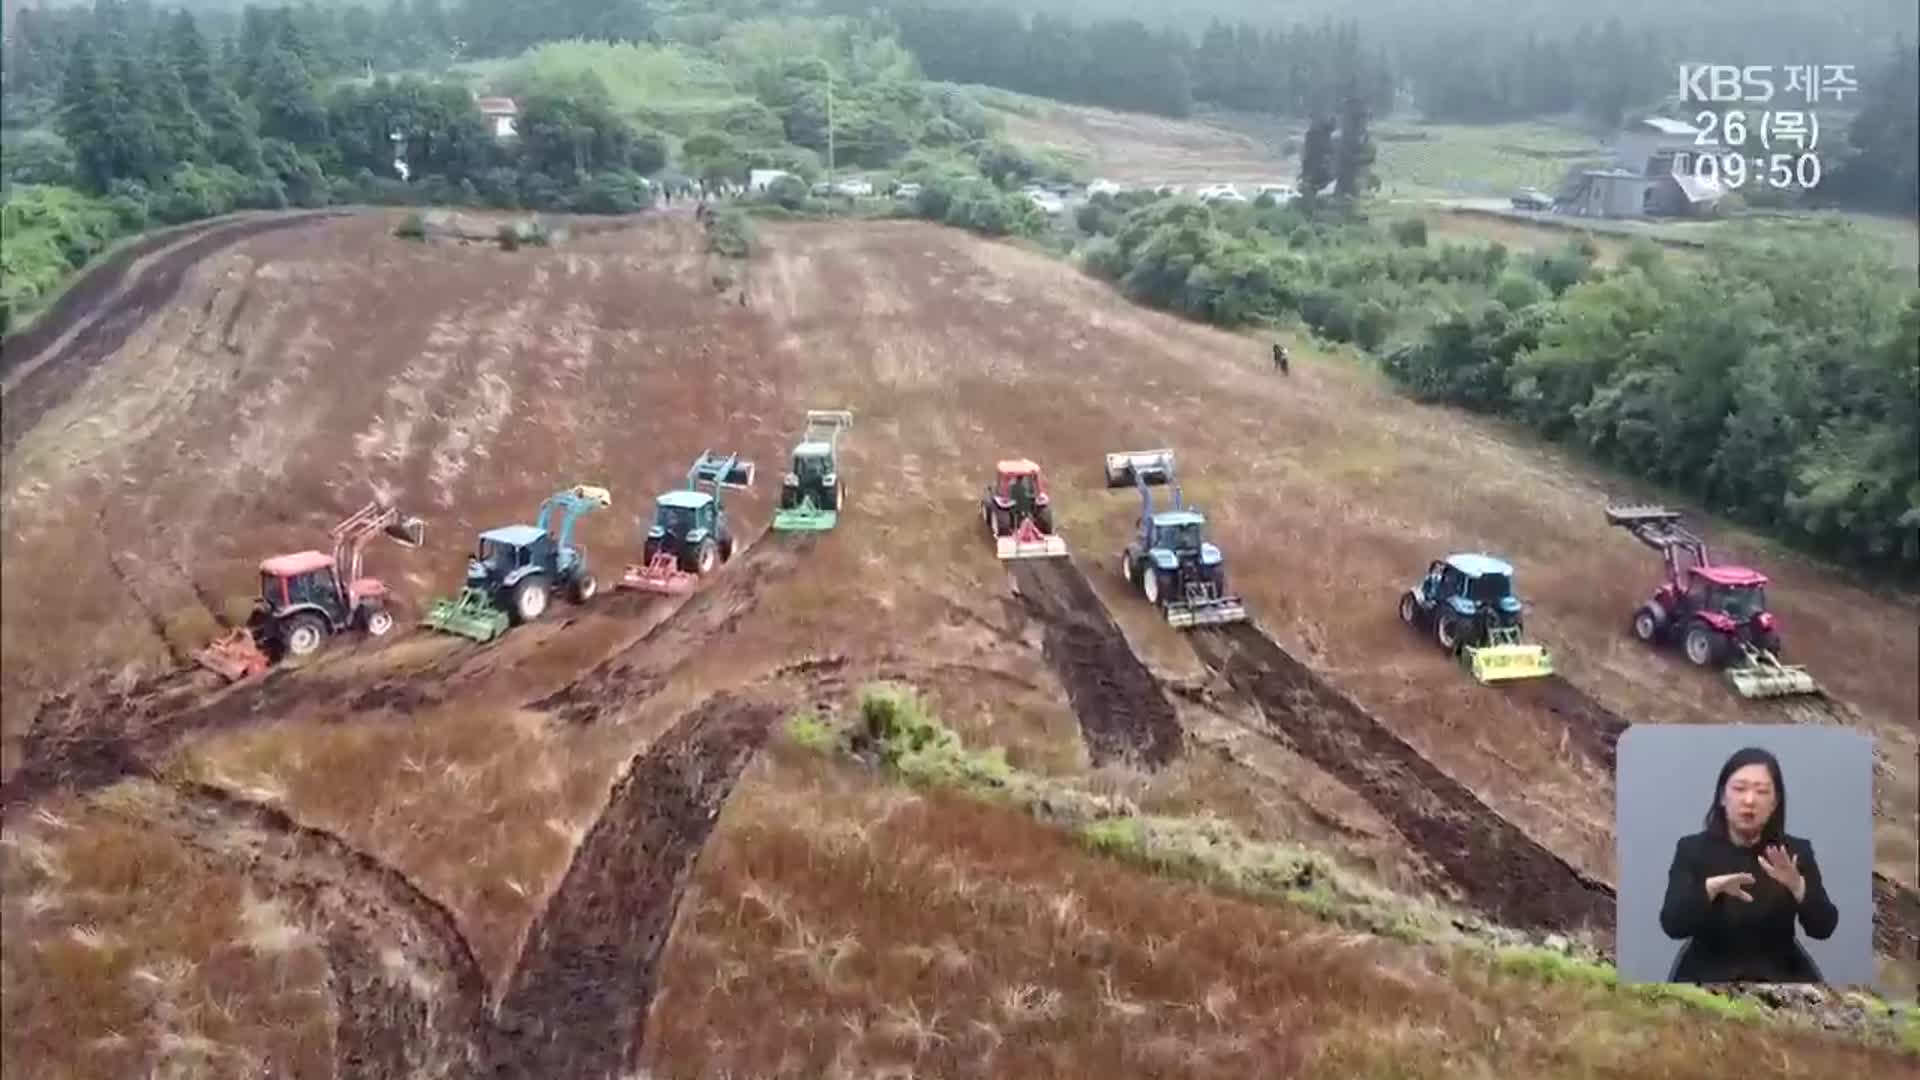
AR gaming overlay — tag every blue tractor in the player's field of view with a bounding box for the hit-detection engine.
[423,485,611,640]
[620,451,757,595]
[1398,553,1553,682]
[1103,448,1246,628]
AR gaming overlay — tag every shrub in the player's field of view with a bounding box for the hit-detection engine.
[705,207,753,257]
[394,212,427,239]
[1391,217,1429,246]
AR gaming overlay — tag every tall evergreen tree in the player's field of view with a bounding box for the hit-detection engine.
[1334,83,1376,197]
[1299,115,1336,200]
[145,40,211,165]
[57,35,120,191]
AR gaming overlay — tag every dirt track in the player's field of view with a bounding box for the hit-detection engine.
[1190,621,1616,934]
[0,210,349,453]
[489,694,780,1076]
[1008,557,1182,767]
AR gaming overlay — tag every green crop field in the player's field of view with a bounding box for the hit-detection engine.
[1371,121,1609,197]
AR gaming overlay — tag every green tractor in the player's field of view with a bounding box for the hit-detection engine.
[773,409,853,532]
[422,484,611,642]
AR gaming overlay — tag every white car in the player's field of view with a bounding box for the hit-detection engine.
[1087,178,1123,196]
[1255,182,1299,203]
[1197,184,1248,204]
[1024,189,1065,214]
[832,178,874,197]
[893,182,922,199]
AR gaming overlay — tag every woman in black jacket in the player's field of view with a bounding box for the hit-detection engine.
[1659,746,1840,983]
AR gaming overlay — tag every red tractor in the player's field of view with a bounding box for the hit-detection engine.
[982,459,1068,559]
[1604,504,1815,698]
[193,500,426,680]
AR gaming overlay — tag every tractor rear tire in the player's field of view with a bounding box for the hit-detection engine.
[779,485,798,511]
[720,535,735,562]
[1121,552,1135,588]
[1034,505,1054,534]
[511,577,550,624]
[572,574,598,604]
[694,539,718,575]
[1683,624,1724,667]
[1436,615,1463,655]
[283,614,329,660]
[992,508,1012,537]
[1757,631,1782,657]
[1143,568,1169,608]
[1632,608,1661,643]
[1399,593,1418,626]
[364,608,395,637]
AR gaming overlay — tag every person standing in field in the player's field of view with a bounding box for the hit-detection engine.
[1272,342,1289,374]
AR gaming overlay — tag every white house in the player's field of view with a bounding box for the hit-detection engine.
[475,96,518,139]
[1561,116,1725,219]
[749,169,796,192]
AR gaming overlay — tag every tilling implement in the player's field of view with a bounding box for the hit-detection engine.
[982,458,1068,560]
[193,498,426,680]
[621,451,756,595]
[1398,554,1554,683]
[1103,449,1246,628]
[773,409,853,532]
[424,485,610,640]
[1605,504,1816,699]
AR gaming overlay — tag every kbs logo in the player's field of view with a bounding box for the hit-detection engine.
[1679,65,1776,104]
[1679,64,1858,105]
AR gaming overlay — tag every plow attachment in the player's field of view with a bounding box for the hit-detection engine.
[773,496,837,533]
[193,628,271,682]
[1728,645,1818,699]
[997,519,1068,560]
[1463,626,1553,683]
[421,587,510,642]
[620,553,698,596]
[1166,589,1247,629]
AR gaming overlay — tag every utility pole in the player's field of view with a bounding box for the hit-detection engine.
[826,65,835,189]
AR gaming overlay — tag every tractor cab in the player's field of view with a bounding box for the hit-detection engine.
[1420,554,1523,623]
[790,442,833,483]
[257,551,357,626]
[1683,565,1769,623]
[467,525,562,590]
[992,460,1048,509]
[1148,511,1216,563]
[650,490,716,543]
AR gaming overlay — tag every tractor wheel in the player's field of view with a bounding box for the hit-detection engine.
[981,501,995,539]
[1399,592,1419,626]
[1756,630,1782,657]
[1436,615,1463,655]
[779,485,798,511]
[1034,505,1055,534]
[1683,625,1724,667]
[283,614,329,660]
[511,576,550,624]
[1632,608,1661,643]
[821,481,840,512]
[992,508,1013,537]
[644,538,662,563]
[363,608,395,637]
[1120,552,1135,588]
[694,538,719,575]
[1143,567,1166,607]
[1210,566,1229,596]
[720,535,735,562]
[571,574,598,604]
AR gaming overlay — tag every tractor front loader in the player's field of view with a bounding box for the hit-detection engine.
[983,458,1068,560]
[424,485,610,640]
[622,451,757,595]
[1103,449,1246,629]
[1605,503,1816,699]
[194,497,427,680]
[773,409,853,532]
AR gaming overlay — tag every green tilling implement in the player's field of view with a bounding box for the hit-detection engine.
[772,495,837,532]
[421,587,509,642]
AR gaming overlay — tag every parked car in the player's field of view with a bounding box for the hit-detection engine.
[1254,182,1298,203]
[893,182,922,199]
[1511,187,1555,211]
[1087,178,1123,196]
[1197,184,1248,204]
[833,178,874,197]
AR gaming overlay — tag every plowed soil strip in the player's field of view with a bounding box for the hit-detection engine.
[136,781,490,1080]
[489,694,780,1077]
[1008,558,1182,768]
[1190,621,1614,933]
[2,210,350,453]
[531,531,814,725]
[1502,674,1631,772]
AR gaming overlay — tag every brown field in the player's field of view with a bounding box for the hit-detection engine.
[994,100,1292,189]
[2,206,1916,1077]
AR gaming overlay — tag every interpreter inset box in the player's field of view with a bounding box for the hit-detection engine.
[1616,724,1873,985]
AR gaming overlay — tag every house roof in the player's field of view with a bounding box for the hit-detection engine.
[261,550,334,576]
[1445,553,1514,578]
[1695,564,1768,587]
[1668,173,1724,202]
[658,490,714,510]
[475,96,518,115]
[1636,116,1701,137]
[480,524,546,547]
